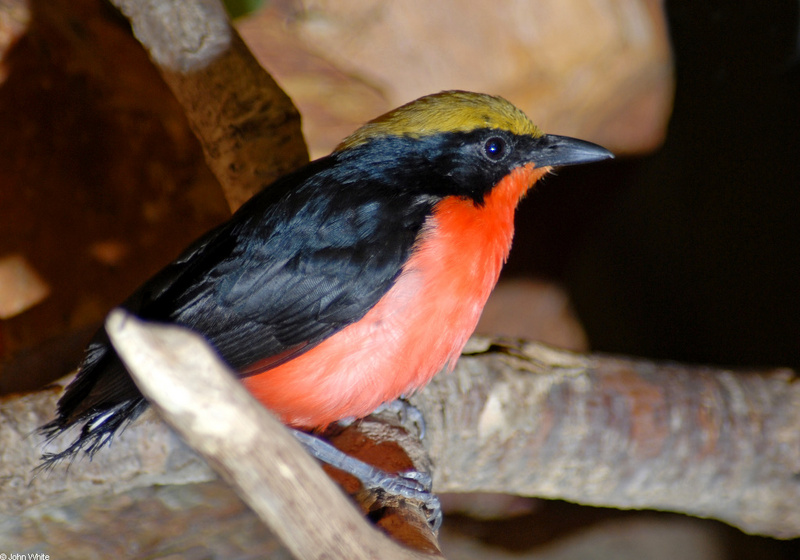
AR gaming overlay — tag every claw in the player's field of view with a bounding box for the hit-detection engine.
[292,429,441,531]
[366,468,441,531]
[398,469,432,492]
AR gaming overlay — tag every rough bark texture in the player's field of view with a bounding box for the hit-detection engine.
[412,338,800,538]
[4,335,799,541]
[108,0,309,211]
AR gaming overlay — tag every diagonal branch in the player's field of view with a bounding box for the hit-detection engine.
[104,309,441,559]
[107,0,309,211]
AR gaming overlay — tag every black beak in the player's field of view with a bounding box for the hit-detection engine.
[529,134,614,168]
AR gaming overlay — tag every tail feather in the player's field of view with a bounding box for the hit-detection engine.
[36,329,149,470]
[37,398,148,471]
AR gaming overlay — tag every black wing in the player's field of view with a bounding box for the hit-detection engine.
[39,153,435,464]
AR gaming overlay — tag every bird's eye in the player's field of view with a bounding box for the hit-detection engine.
[483,136,507,161]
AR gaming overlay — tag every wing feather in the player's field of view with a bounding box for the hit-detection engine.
[40,148,436,464]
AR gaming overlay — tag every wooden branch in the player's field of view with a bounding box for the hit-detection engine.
[5,335,799,540]
[103,309,441,559]
[108,0,309,211]
[412,338,800,539]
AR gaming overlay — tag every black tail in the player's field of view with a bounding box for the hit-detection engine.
[37,329,148,470]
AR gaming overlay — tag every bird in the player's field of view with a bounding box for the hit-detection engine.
[39,90,612,469]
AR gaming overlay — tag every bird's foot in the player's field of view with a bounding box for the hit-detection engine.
[365,468,442,531]
[292,429,441,531]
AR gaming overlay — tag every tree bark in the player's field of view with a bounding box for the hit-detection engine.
[413,338,800,539]
[108,0,309,211]
[4,332,799,540]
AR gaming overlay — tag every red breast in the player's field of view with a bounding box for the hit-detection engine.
[243,163,546,428]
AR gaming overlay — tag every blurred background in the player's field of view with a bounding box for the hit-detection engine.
[1,0,798,558]
[515,2,800,372]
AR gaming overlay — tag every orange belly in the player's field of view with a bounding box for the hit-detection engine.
[243,164,545,427]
